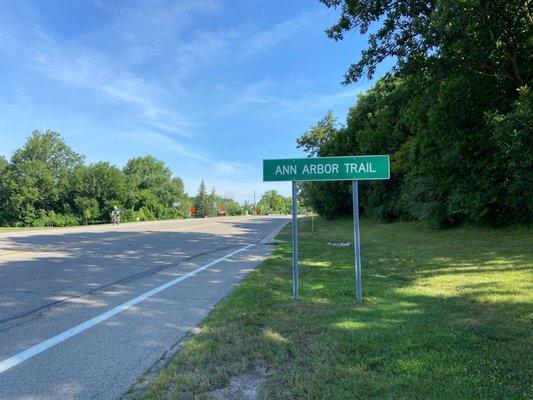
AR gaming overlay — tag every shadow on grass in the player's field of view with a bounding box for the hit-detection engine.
[142,217,532,399]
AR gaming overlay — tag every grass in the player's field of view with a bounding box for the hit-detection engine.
[139,217,532,399]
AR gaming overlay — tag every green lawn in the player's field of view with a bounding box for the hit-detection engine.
[140,218,532,399]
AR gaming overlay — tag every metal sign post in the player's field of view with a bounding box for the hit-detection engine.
[352,180,362,303]
[291,181,299,300]
[263,155,390,302]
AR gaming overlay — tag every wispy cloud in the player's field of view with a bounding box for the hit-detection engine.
[172,30,235,76]
[215,79,360,117]
[0,0,344,200]
[0,2,194,137]
[216,79,275,114]
[240,11,316,56]
[0,1,320,135]
[117,130,258,179]
[166,9,322,78]
[93,0,222,66]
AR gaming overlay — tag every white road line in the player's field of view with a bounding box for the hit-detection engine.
[0,244,254,374]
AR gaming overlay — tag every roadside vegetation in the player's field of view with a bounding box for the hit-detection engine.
[299,0,531,228]
[0,131,255,227]
[0,131,190,227]
[139,217,532,399]
[256,190,293,215]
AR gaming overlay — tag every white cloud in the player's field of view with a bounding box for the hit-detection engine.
[0,2,323,136]
[93,0,222,66]
[0,1,342,199]
[216,79,275,114]
[162,9,323,78]
[240,11,316,56]
[0,3,194,137]
[215,79,360,117]
[172,30,235,76]
[116,130,260,181]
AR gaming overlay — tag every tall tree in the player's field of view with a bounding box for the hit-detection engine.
[123,155,187,217]
[70,162,127,222]
[310,0,532,227]
[257,190,291,215]
[0,131,84,225]
[210,187,217,217]
[321,0,532,87]
[0,132,193,226]
[194,180,211,218]
[123,155,172,192]
[296,110,338,156]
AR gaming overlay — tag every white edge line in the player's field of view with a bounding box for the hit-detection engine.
[0,244,254,374]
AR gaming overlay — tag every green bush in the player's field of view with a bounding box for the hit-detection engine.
[31,210,79,227]
[0,133,192,227]
[299,77,532,228]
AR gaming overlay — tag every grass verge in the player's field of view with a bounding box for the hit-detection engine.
[139,217,532,399]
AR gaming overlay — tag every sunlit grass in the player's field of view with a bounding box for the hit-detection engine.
[140,217,532,399]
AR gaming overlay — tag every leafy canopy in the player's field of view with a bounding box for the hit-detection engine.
[322,0,532,86]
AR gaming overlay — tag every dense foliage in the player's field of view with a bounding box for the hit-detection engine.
[192,181,244,218]
[0,132,256,226]
[0,131,191,226]
[300,0,532,227]
[257,190,292,215]
[194,180,213,218]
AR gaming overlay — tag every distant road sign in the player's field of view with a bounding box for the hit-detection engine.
[263,155,389,182]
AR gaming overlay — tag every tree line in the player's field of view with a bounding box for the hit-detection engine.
[299,0,531,227]
[0,131,190,226]
[0,131,287,227]
[194,186,292,217]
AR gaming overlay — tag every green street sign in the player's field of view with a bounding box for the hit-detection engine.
[263,155,390,182]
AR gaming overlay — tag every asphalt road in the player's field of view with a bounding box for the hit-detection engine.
[0,216,289,400]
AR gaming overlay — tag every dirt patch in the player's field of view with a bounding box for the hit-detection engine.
[208,365,266,400]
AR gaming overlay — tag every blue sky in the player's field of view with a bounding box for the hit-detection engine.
[0,0,387,202]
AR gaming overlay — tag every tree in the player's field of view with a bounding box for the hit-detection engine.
[224,199,244,216]
[123,155,188,219]
[297,110,338,156]
[123,155,172,191]
[303,0,532,227]
[70,162,127,222]
[0,131,83,225]
[482,86,533,225]
[0,132,193,226]
[321,0,532,87]
[209,187,217,217]
[10,130,84,213]
[257,190,291,215]
[194,180,211,218]
[164,177,190,218]
[0,162,39,226]
[74,197,100,224]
